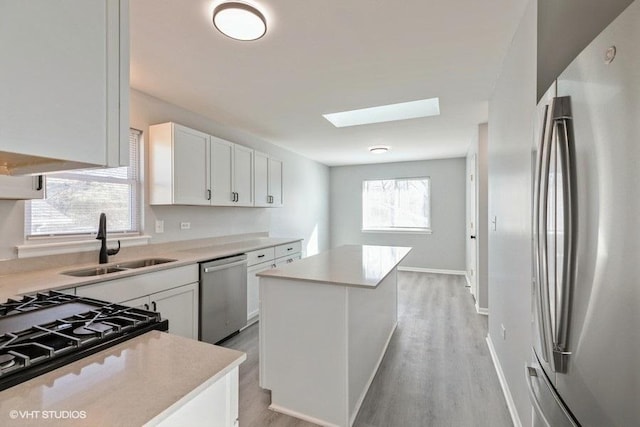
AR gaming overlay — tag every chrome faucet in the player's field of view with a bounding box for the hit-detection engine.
[96,213,120,264]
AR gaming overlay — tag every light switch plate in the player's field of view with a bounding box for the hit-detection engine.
[155,220,164,234]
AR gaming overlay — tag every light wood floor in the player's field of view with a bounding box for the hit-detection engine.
[222,272,513,427]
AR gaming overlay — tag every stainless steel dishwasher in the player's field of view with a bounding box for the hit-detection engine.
[199,254,247,344]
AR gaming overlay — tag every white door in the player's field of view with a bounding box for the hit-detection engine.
[253,151,270,207]
[233,144,254,206]
[467,154,479,299]
[210,136,234,206]
[172,125,209,205]
[152,283,199,340]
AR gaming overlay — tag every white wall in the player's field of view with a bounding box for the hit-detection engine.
[487,0,536,425]
[131,90,331,257]
[330,159,466,271]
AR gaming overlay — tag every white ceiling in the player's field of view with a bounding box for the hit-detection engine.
[130,0,527,166]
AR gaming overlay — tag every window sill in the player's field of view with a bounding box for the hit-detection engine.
[362,228,432,235]
[17,235,152,259]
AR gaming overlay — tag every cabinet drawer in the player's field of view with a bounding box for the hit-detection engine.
[75,264,198,304]
[246,247,275,266]
[275,241,301,258]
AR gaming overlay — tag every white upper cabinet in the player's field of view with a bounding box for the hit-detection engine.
[210,137,234,206]
[0,175,44,200]
[233,144,254,206]
[149,123,209,205]
[150,123,255,207]
[0,0,129,174]
[254,152,283,207]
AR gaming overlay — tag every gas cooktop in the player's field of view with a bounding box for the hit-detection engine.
[0,291,168,391]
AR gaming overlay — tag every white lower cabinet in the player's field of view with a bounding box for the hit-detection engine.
[247,261,275,324]
[156,366,239,427]
[121,283,199,340]
[75,265,199,340]
[245,241,302,325]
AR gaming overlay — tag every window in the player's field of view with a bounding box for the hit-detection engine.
[26,130,141,237]
[362,177,431,232]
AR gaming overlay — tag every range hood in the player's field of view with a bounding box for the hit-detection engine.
[0,150,97,176]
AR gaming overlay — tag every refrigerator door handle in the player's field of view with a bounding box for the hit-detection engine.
[533,103,552,365]
[551,96,575,372]
[538,99,556,369]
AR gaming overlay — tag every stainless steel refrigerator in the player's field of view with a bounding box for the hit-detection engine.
[528,1,640,426]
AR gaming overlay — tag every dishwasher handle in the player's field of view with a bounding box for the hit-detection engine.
[201,254,247,273]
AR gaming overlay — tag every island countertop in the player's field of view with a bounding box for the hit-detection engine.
[0,331,246,426]
[257,244,411,288]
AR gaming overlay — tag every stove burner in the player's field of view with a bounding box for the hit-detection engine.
[72,323,113,336]
[0,354,16,370]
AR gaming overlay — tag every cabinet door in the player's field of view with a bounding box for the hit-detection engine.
[152,283,199,340]
[210,136,234,206]
[268,158,283,207]
[0,0,126,168]
[0,175,44,200]
[253,152,269,207]
[121,295,150,310]
[172,125,209,205]
[233,145,254,206]
[247,261,275,323]
[275,253,301,268]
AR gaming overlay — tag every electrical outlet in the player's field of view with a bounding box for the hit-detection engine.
[501,324,506,340]
[155,220,164,234]
[180,222,191,230]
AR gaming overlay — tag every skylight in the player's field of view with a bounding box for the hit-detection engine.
[323,97,440,128]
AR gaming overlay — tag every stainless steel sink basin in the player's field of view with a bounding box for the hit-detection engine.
[61,258,177,277]
[115,258,177,269]
[62,266,127,277]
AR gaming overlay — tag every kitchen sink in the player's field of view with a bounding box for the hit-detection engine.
[115,258,177,269]
[62,266,127,277]
[61,258,177,277]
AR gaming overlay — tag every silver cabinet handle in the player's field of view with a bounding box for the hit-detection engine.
[257,254,265,258]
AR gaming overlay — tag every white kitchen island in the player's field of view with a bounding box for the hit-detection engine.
[257,244,411,427]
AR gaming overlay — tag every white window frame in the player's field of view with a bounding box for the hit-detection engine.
[361,177,432,234]
[18,129,149,258]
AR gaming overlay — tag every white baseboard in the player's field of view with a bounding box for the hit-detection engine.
[398,267,466,275]
[486,334,523,427]
[269,404,339,427]
[475,304,489,316]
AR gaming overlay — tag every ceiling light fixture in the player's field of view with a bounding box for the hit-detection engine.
[369,146,390,154]
[213,2,267,41]
[323,97,441,128]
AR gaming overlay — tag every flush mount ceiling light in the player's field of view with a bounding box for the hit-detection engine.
[213,2,267,41]
[369,146,390,154]
[323,97,440,128]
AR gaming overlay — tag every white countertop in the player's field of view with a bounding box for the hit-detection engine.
[257,244,411,288]
[0,237,301,302]
[0,331,246,426]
